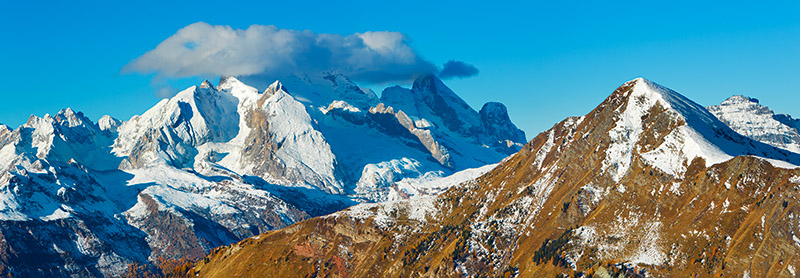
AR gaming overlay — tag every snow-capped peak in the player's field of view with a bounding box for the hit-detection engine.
[218,75,261,103]
[707,95,800,154]
[219,75,242,88]
[603,78,799,181]
[627,78,723,129]
[113,81,240,168]
[54,107,90,128]
[721,95,760,105]
[97,115,121,133]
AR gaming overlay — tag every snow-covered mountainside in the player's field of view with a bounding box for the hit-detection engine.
[708,95,800,154]
[0,73,524,277]
[192,78,800,277]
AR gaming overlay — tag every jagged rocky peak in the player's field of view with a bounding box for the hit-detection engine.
[722,95,760,105]
[0,124,10,135]
[199,79,215,90]
[97,115,121,133]
[707,94,800,154]
[480,102,526,144]
[264,80,287,98]
[320,72,378,108]
[411,75,481,132]
[708,95,772,117]
[20,108,97,133]
[412,74,448,96]
[53,107,91,127]
[322,72,371,96]
[378,75,526,158]
[382,75,478,134]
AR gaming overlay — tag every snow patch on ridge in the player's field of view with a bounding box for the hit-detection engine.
[603,78,660,181]
[334,164,499,228]
[393,163,497,199]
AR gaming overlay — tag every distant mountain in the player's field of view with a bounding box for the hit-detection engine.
[0,73,525,277]
[192,78,800,277]
[707,95,800,154]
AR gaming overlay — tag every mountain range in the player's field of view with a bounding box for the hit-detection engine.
[191,78,800,277]
[2,74,800,277]
[0,73,526,277]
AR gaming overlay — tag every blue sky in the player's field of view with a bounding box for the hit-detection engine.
[1,0,798,137]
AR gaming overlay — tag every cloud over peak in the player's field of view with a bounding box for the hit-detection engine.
[124,22,465,85]
[439,60,480,79]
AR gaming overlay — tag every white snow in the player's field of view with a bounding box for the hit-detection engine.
[126,167,238,216]
[708,95,800,154]
[393,163,497,199]
[97,115,120,132]
[319,100,361,114]
[257,83,341,192]
[627,221,667,266]
[532,130,555,168]
[40,207,72,221]
[722,198,730,213]
[413,118,432,129]
[606,78,800,181]
[335,195,438,229]
[580,183,609,204]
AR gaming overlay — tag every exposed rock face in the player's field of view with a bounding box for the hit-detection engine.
[708,95,800,154]
[193,78,800,278]
[480,102,527,147]
[241,81,342,193]
[381,75,526,151]
[366,103,451,167]
[408,75,483,135]
[379,75,525,167]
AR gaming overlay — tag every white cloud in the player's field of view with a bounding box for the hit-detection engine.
[124,22,440,84]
